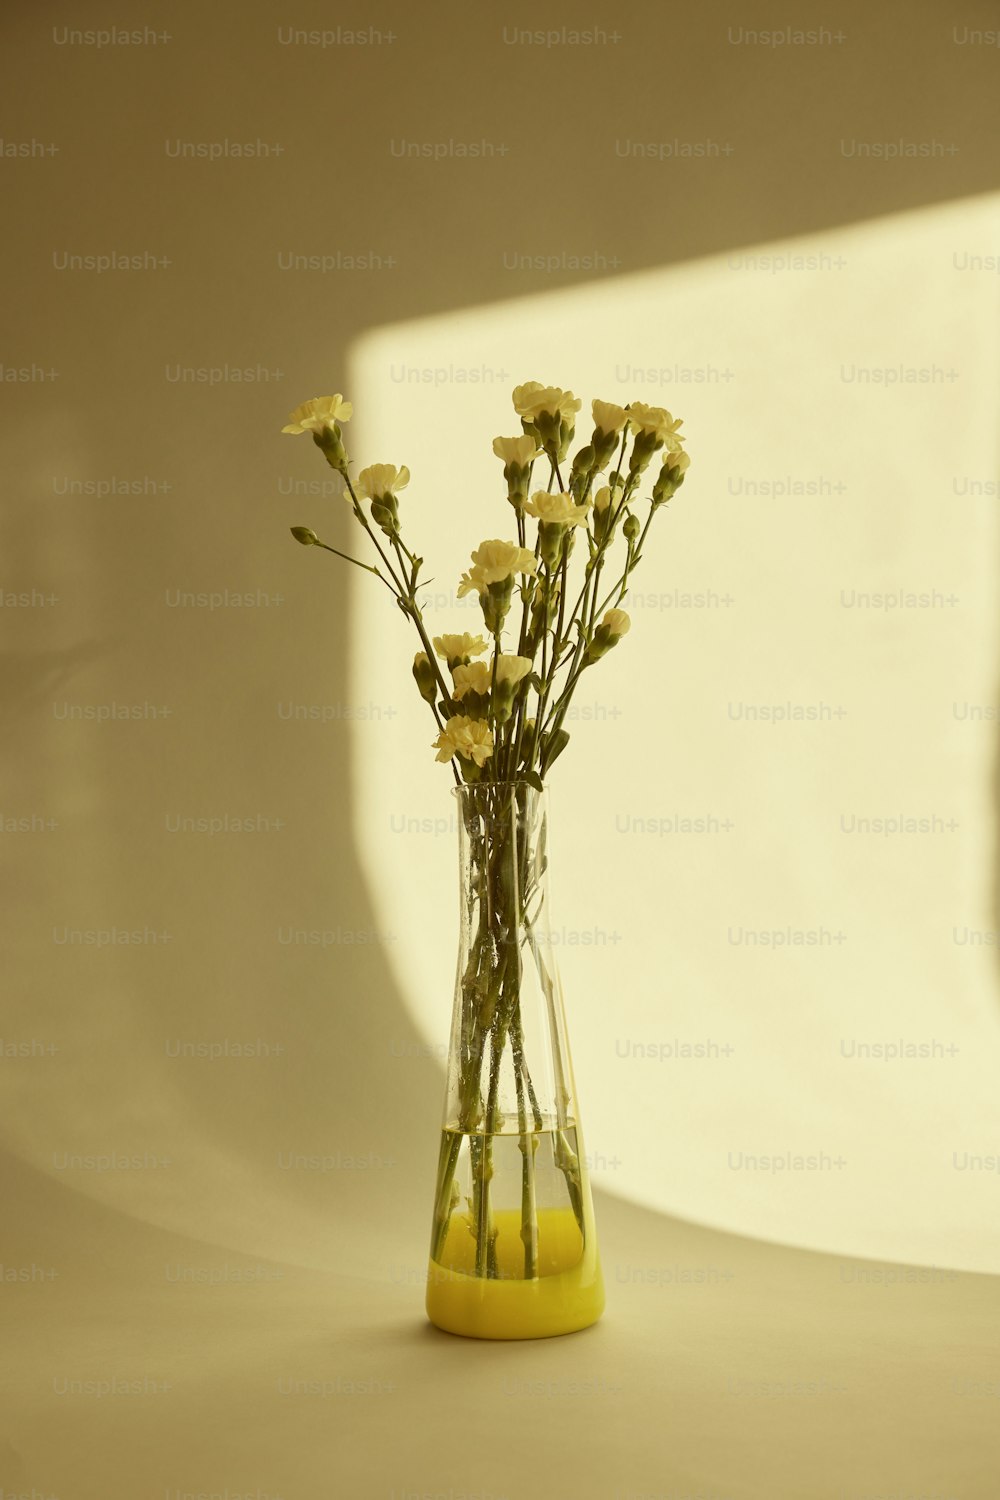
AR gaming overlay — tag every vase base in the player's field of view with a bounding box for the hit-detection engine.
[426,1269,605,1340]
[425,1206,604,1340]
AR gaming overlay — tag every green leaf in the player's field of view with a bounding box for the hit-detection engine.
[540,728,570,774]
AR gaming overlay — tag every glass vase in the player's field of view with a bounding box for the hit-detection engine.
[425,780,605,1339]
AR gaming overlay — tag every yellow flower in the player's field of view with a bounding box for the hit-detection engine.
[465,540,539,587]
[456,569,485,600]
[432,714,494,767]
[602,607,631,638]
[452,661,492,699]
[282,395,353,435]
[356,463,410,500]
[492,435,543,467]
[433,633,489,664]
[493,654,533,687]
[591,399,629,437]
[458,541,539,632]
[593,480,626,515]
[523,490,590,526]
[512,382,582,423]
[489,653,533,723]
[626,402,684,450]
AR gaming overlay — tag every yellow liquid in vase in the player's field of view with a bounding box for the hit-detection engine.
[425,1127,605,1340]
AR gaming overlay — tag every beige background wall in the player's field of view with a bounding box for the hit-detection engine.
[3,1,1000,1494]
[350,196,1000,1272]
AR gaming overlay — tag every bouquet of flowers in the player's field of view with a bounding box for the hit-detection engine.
[283,384,689,784]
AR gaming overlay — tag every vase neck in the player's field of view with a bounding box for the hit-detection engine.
[445,781,574,1138]
[455,782,549,935]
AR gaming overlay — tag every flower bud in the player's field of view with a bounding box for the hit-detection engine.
[623,513,641,543]
[482,577,514,634]
[584,608,631,665]
[537,522,565,571]
[569,444,596,501]
[492,436,541,509]
[290,526,319,546]
[491,654,532,724]
[589,403,628,474]
[370,495,400,538]
[592,479,626,545]
[556,416,576,463]
[652,449,691,506]
[412,651,437,704]
[627,428,661,477]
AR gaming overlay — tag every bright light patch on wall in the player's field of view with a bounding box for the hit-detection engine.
[348,195,1000,1271]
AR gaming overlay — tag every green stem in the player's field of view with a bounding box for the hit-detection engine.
[511,1006,543,1131]
[313,540,396,593]
[511,992,542,1277]
[335,472,463,781]
[430,1130,462,1264]
[342,477,409,597]
[591,504,655,619]
[431,786,565,1279]
[514,1055,538,1280]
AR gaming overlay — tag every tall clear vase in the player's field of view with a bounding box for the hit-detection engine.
[425,780,605,1339]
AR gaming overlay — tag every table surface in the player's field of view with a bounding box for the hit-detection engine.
[4,1143,999,1500]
